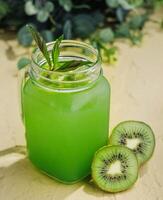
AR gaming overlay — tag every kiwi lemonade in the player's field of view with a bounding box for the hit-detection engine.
[21,39,110,183]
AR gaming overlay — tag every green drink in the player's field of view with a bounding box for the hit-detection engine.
[21,40,110,183]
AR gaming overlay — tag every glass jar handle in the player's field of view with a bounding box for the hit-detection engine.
[18,65,30,124]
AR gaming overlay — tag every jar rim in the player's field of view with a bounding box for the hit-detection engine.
[29,40,101,91]
[31,40,100,74]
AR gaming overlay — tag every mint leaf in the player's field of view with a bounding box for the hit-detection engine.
[56,60,92,71]
[26,25,93,72]
[27,24,52,68]
[51,35,63,69]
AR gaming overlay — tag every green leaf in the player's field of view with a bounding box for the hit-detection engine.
[106,0,141,9]
[17,57,31,70]
[73,4,91,9]
[35,1,54,23]
[107,47,118,55]
[130,32,143,44]
[118,0,134,9]
[103,46,118,64]
[24,1,37,16]
[63,20,72,39]
[27,24,52,68]
[44,1,54,12]
[99,28,115,43]
[127,0,144,7]
[17,25,33,47]
[73,14,96,38]
[59,0,73,12]
[56,60,92,71]
[106,0,119,8]
[37,10,49,22]
[115,23,130,37]
[41,30,54,42]
[0,0,10,20]
[129,14,148,30]
[90,39,100,51]
[92,11,105,26]
[116,7,125,22]
[155,0,163,8]
[52,35,63,69]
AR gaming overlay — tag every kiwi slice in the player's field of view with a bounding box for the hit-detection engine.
[92,145,138,193]
[110,121,155,166]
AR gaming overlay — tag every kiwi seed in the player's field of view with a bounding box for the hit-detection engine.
[110,121,155,166]
[91,145,138,193]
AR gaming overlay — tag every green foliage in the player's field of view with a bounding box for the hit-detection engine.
[127,0,144,7]
[0,0,9,20]
[27,25,52,68]
[37,1,54,22]
[17,25,33,46]
[73,14,97,38]
[63,20,72,39]
[26,27,93,71]
[58,0,73,12]
[25,1,54,22]
[154,0,163,8]
[106,0,119,8]
[0,0,162,64]
[116,23,130,38]
[55,60,92,71]
[99,28,115,43]
[118,0,134,10]
[24,1,37,16]
[129,31,143,45]
[116,8,126,22]
[129,14,148,30]
[17,57,31,70]
[106,0,143,9]
[41,30,54,42]
[52,35,63,70]
[103,47,118,64]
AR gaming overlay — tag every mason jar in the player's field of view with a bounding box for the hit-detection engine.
[21,40,110,184]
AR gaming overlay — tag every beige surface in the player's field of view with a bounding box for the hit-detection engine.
[0,11,163,200]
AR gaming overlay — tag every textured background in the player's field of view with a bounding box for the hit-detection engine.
[0,12,163,200]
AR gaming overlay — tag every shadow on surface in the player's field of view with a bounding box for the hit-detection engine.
[139,163,148,178]
[82,178,115,199]
[0,146,115,200]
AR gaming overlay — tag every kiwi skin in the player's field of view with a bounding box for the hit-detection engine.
[91,145,139,193]
[110,120,155,167]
